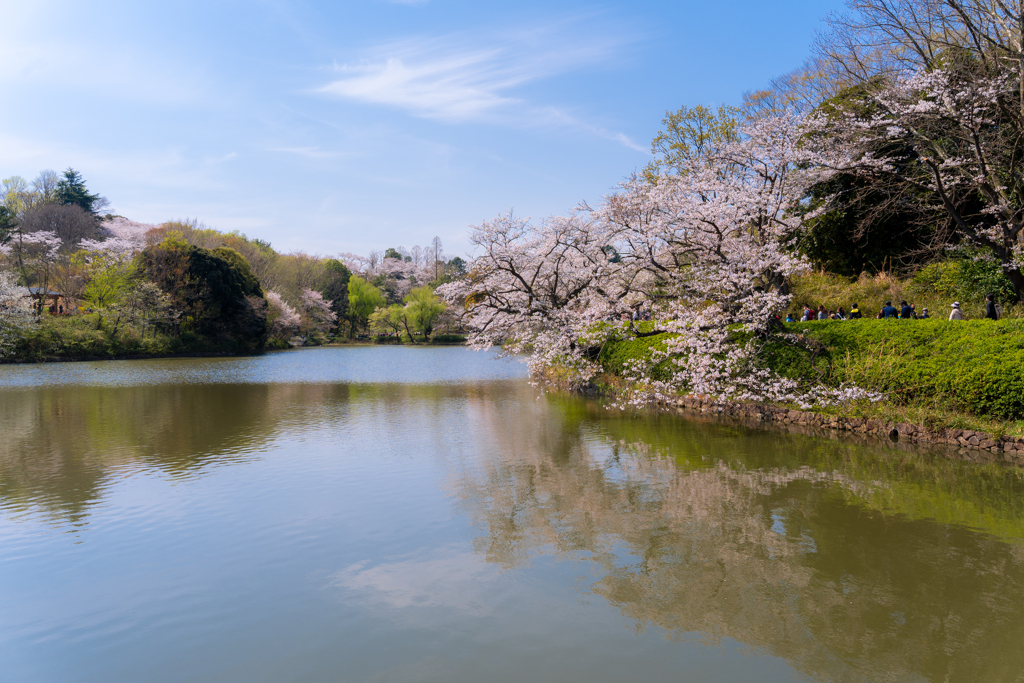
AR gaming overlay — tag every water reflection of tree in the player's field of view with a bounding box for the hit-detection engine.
[452,398,1024,683]
[0,380,525,526]
[0,383,353,523]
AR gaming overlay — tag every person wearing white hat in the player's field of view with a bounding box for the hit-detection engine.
[949,302,964,321]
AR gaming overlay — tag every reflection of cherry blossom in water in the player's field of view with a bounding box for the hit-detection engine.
[450,415,1024,683]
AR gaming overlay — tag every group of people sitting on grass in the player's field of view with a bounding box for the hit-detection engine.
[785,294,1003,323]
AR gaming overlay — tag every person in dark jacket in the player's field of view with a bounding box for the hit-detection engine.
[849,303,862,319]
[985,294,999,320]
[899,300,913,319]
[880,300,899,318]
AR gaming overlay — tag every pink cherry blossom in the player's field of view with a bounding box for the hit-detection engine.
[442,112,881,408]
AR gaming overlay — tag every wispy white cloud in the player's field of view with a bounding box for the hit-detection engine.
[268,146,347,159]
[532,106,649,153]
[320,50,519,121]
[315,18,646,152]
[205,152,238,164]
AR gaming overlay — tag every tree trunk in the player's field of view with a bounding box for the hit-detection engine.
[1006,266,1024,303]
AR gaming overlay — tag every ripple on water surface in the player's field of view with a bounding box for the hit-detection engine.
[0,346,527,388]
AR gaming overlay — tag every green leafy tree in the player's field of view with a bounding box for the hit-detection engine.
[211,247,261,295]
[369,304,406,338]
[447,256,466,277]
[2,176,30,215]
[346,275,386,336]
[644,104,740,182]
[403,286,445,341]
[82,253,136,309]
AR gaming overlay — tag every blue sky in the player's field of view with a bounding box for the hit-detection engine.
[1,0,843,256]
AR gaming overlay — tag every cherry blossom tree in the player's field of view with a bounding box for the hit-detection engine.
[442,112,876,407]
[96,216,156,253]
[266,291,301,340]
[0,270,34,357]
[802,0,1024,299]
[2,230,62,311]
[299,288,337,338]
[337,250,432,305]
[437,209,629,382]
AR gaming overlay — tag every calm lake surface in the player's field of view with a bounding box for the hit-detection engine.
[2,347,1024,683]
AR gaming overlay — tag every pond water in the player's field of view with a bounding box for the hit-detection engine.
[2,347,1024,683]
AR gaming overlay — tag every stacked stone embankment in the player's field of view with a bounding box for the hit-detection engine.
[663,396,1024,466]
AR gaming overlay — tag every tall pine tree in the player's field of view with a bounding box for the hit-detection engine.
[55,168,102,215]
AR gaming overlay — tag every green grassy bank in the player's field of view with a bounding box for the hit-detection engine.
[597,319,1024,437]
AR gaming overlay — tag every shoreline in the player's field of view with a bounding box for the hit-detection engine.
[0,350,254,365]
[6,346,1018,465]
[658,394,1024,467]
[0,340,469,364]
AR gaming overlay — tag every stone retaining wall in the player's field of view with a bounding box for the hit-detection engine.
[661,395,1024,467]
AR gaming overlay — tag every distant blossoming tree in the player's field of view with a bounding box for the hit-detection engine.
[299,288,337,337]
[266,291,301,340]
[0,270,34,357]
[2,230,63,312]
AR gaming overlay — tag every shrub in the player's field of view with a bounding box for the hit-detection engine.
[912,255,1016,305]
[429,334,466,344]
[598,332,676,381]
[9,315,180,361]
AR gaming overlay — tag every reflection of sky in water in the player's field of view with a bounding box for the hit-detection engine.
[335,546,503,617]
[0,346,527,388]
